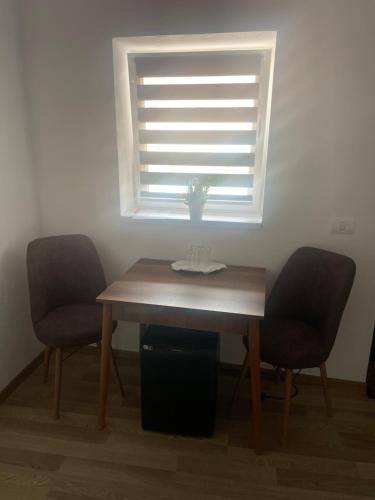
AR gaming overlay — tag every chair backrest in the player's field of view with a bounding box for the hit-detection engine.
[266,247,356,358]
[27,234,106,324]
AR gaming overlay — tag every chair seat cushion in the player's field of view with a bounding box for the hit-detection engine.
[243,318,324,369]
[35,303,116,348]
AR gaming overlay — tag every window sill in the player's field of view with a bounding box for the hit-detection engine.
[123,209,263,227]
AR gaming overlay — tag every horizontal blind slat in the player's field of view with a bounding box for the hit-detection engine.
[140,192,253,202]
[140,166,255,174]
[139,130,257,145]
[138,108,258,122]
[140,172,254,188]
[133,53,262,77]
[137,83,259,100]
[139,151,255,166]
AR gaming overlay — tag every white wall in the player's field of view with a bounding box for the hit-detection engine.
[0,0,41,391]
[20,0,375,381]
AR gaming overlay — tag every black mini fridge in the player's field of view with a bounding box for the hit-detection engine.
[140,325,219,437]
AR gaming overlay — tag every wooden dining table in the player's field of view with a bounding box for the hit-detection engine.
[96,258,266,452]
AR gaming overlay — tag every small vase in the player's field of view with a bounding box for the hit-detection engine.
[188,200,205,223]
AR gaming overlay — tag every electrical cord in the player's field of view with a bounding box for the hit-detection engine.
[62,347,82,363]
[261,369,301,401]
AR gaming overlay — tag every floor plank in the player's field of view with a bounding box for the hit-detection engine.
[277,468,375,498]
[0,348,373,500]
[0,445,63,471]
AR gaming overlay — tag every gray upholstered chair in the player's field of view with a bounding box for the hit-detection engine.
[233,247,356,446]
[27,234,125,419]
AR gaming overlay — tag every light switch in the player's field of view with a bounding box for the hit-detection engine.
[331,218,356,235]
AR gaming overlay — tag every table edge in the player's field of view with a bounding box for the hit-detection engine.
[96,296,265,320]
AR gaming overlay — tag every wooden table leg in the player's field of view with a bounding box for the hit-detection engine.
[248,318,262,453]
[97,303,112,430]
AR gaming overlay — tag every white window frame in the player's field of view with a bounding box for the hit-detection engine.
[112,32,276,224]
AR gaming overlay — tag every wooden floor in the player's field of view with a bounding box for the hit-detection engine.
[0,348,374,500]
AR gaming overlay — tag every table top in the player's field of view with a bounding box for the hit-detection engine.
[97,259,266,318]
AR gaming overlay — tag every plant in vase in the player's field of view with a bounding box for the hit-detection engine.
[185,177,210,223]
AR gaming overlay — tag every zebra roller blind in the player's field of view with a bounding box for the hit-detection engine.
[129,51,269,207]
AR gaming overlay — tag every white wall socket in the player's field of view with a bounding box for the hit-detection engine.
[331,218,356,235]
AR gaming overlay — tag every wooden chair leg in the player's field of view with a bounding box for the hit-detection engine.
[111,347,126,401]
[320,363,333,417]
[231,352,249,414]
[43,346,53,383]
[282,369,293,447]
[53,348,63,420]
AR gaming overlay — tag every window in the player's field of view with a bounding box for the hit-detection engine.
[113,32,276,224]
